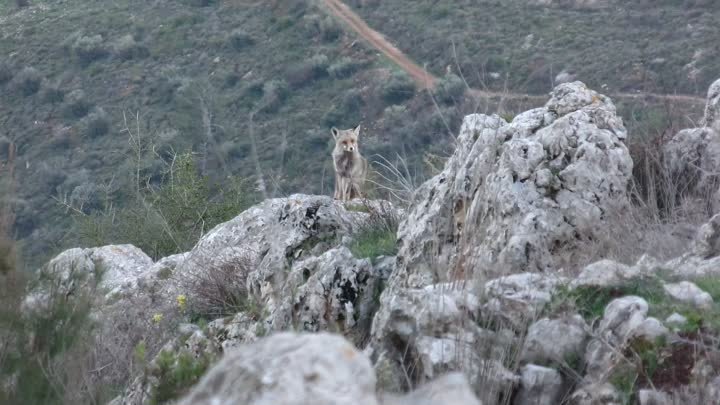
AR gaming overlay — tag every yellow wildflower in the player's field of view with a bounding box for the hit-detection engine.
[176,294,187,311]
[152,313,163,324]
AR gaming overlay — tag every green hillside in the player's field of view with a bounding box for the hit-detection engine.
[351,0,720,95]
[0,0,462,267]
[0,0,717,268]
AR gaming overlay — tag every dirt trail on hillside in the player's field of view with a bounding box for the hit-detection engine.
[322,0,706,105]
[322,0,436,89]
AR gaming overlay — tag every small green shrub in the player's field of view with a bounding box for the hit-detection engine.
[228,28,255,51]
[39,82,65,103]
[0,263,96,405]
[0,62,13,85]
[257,79,289,114]
[11,66,42,96]
[73,35,108,66]
[112,34,149,60]
[75,153,255,260]
[349,206,399,261]
[150,350,212,404]
[285,54,329,88]
[323,88,364,126]
[380,71,415,104]
[328,57,360,79]
[318,16,341,41]
[82,107,111,138]
[435,73,466,104]
[62,89,91,118]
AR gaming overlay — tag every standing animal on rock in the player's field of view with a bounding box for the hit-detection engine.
[332,125,368,201]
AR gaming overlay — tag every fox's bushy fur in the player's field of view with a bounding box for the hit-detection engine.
[332,125,368,201]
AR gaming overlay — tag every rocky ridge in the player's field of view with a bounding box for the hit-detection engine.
[12,79,720,405]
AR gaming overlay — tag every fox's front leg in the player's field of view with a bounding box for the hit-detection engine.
[334,173,341,200]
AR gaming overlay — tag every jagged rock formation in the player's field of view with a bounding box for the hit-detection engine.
[369,81,632,402]
[663,78,720,212]
[16,80,720,405]
[393,81,631,289]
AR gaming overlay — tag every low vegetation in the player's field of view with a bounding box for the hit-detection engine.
[348,204,399,261]
[150,350,214,405]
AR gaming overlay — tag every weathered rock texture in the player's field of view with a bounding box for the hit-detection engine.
[177,332,482,405]
[369,82,631,402]
[663,78,720,212]
[393,81,631,289]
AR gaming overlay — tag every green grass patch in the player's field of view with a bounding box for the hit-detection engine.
[350,226,397,260]
[552,277,666,321]
[150,350,213,405]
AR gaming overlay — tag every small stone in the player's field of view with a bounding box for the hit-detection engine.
[513,364,564,405]
[665,312,688,328]
[663,281,714,310]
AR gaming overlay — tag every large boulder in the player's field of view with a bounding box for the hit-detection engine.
[370,82,631,402]
[663,78,720,212]
[177,332,378,405]
[521,315,589,366]
[704,78,720,131]
[513,365,565,405]
[380,372,482,405]
[176,332,483,405]
[392,81,631,290]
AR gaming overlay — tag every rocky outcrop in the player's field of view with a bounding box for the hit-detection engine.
[663,78,720,212]
[369,82,632,402]
[393,81,631,289]
[22,80,720,405]
[24,195,400,405]
[521,315,589,366]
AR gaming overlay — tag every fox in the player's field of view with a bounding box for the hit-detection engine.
[331,125,368,201]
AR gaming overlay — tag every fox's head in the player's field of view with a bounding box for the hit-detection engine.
[331,125,361,153]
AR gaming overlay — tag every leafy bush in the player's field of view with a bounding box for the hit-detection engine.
[318,16,341,41]
[150,350,213,404]
[228,28,255,51]
[72,35,108,66]
[62,89,91,118]
[328,57,360,79]
[380,71,415,104]
[39,81,65,103]
[257,79,289,114]
[10,66,42,96]
[303,14,340,41]
[285,54,329,88]
[82,107,111,138]
[74,153,255,260]
[0,260,97,405]
[112,34,149,60]
[323,88,364,127]
[0,62,13,85]
[435,73,466,104]
[181,250,255,318]
[349,204,399,261]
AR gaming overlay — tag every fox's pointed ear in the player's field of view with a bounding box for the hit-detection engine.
[353,124,361,136]
[331,127,339,140]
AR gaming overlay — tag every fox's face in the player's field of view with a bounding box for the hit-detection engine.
[332,125,361,153]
